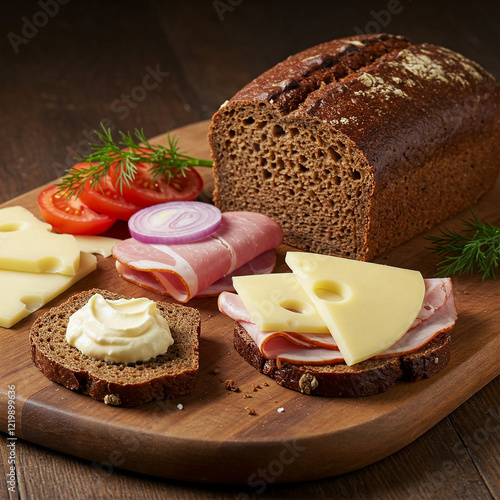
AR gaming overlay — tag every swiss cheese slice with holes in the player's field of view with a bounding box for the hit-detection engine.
[285,252,425,366]
[0,206,80,275]
[232,273,329,333]
[0,252,97,328]
[74,235,121,257]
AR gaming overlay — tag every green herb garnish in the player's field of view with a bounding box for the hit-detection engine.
[57,125,213,198]
[426,208,500,280]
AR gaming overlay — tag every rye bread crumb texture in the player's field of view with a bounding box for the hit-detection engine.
[30,289,201,407]
[209,33,500,261]
[233,323,451,397]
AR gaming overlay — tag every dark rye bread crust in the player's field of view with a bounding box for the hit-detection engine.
[209,33,500,261]
[30,289,201,407]
[233,323,451,397]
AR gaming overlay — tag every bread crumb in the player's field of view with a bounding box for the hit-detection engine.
[177,403,184,410]
[243,393,252,399]
[277,407,285,413]
[263,382,269,387]
[103,394,121,406]
[434,357,439,364]
[225,379,240,392]
[252,384,261,392]
[245,407,256,416]
[299,373,319,394]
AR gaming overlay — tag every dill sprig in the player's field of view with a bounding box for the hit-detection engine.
[57,125,213,198]
[426,208,500,280]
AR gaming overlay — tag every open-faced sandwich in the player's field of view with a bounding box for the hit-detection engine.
[30,288,201,407]
[219,252,457,397]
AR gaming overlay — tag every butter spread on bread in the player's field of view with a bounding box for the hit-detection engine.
[66,293,174,363]
[30,289,200,406]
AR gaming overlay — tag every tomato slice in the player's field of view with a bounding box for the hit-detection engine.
[79,171,142,221]
[38,185,116,235]
[109,162,204,208]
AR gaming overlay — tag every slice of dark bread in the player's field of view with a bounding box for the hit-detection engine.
[30,288,201,407]
[233,323,450,397]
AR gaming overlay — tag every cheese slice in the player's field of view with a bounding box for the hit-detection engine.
[74,235,121,257]
[232,273,329,333]
[285,252,425,366]
[0,252,97,328]
[0,206,80,275]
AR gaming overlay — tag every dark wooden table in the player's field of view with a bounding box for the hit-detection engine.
[1,1,499,498]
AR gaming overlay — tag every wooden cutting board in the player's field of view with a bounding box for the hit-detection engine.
[1,120,499,484]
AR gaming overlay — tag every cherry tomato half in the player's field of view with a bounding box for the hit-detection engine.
[38,185,116,235]
[109,162,204,208]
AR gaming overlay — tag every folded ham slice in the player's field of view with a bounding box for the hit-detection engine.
[218,278,457,365]
[113,212,283,302]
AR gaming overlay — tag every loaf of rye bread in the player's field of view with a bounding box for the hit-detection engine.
[209,33,500,260]
[233,323,451,397]
[30,289,200,407]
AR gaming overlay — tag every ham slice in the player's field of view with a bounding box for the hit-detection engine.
[113,212,283,302]
[410,277,452,328]
[239,321,345,365]
[374,291,457,358]
[218,278,457,365]
[200,249,276,297]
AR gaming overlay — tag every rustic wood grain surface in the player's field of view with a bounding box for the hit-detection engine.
[1,1,499,499]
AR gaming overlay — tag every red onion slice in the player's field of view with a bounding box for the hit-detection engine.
[128,201,222,244]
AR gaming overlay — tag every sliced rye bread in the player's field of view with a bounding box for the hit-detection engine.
[30,288,201,407]
[209,33,500,261]
[233,322,451,397]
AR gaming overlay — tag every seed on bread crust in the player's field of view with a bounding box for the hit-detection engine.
[104,394,121,406]
[299,373,319,394]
